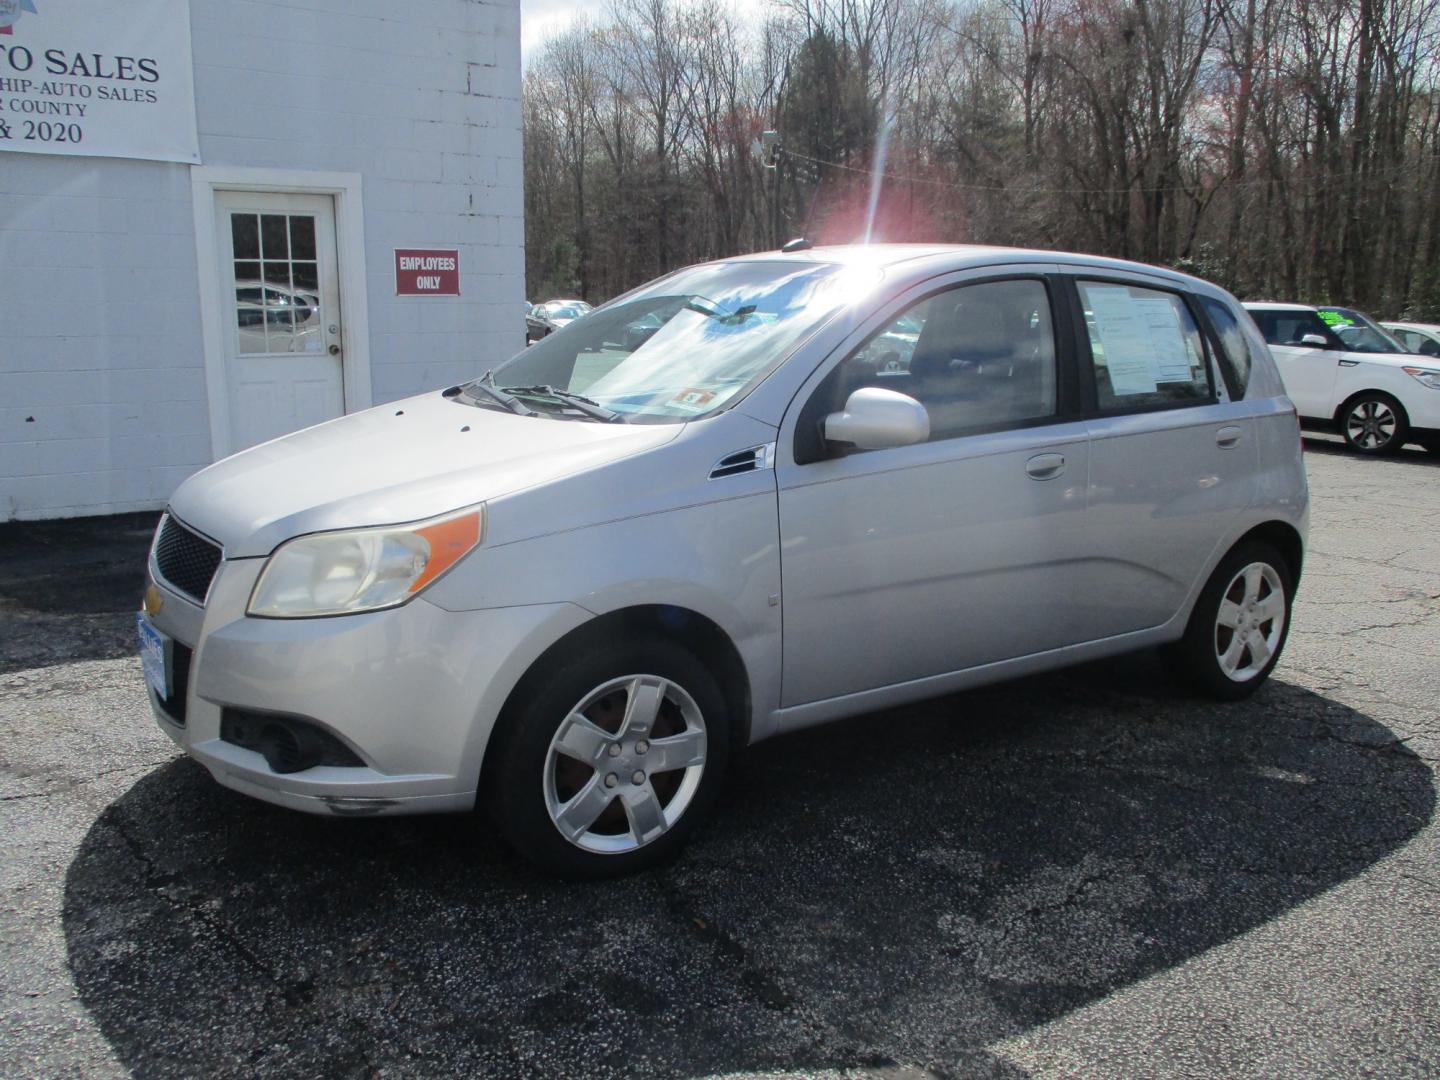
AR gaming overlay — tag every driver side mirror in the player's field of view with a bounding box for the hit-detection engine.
[1299,333,1331,349]
[824,387,930,451]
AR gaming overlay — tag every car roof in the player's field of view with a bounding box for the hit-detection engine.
[719,243,1222,291]
[1242,301,1318,312]
[1381,320,1440,332]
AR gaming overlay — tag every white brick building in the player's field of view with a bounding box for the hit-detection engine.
[1,0,523,521]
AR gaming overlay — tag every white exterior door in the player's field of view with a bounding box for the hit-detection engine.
[215,191,344,452]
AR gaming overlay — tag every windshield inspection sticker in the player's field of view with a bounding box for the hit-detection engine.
[669,388,717,412]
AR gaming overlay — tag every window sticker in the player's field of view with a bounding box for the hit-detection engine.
[1086,287,1196,395]
[1087,288,1159,395]
[1317,310,1354,328]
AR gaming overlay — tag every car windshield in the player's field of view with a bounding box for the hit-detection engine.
[483,260,880,422]
[1316,307,1405,354]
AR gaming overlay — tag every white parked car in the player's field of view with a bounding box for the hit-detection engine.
[1380,320,1440,359]
[140,245,1308,877]
[1245,303,1440,455]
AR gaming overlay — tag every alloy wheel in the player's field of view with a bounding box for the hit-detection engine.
[1345,399,1398,451]
[1213,562,1286,682]
[543,675,708,854]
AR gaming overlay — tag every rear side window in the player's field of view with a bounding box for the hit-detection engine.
[1252,310,1335,348]
[1198,296,1254,399]
[1077,281,1212,411]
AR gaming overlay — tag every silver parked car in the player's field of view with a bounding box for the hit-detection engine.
[139,245,1308,877]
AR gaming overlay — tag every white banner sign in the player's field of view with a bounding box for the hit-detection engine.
[0,0,200,163]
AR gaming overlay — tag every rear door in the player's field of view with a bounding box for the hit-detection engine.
[1071,276,1259,639]
[1249,308,1343,419]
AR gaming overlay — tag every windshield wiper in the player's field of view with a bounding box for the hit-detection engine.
[462,371,535,416]
[501,385,626,423]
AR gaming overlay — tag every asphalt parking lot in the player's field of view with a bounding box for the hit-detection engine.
[2,435,1437,1079]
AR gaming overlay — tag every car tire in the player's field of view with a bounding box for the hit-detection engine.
[1163,541,1293,701]
[1339,392,1409,454]
[486,636,730,879]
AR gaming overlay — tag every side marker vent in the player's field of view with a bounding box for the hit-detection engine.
[709,443,775,480]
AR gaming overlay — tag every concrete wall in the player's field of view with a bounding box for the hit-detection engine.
[0,0,523,520]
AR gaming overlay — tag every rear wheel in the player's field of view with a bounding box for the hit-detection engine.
[1165,541,1293,700]
[487,637,729,878]
[1340,392,1408,454]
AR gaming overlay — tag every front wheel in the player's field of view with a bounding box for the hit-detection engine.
[1340,392,1409,454]
[487,637,730,878]
[1164,542,1293,700]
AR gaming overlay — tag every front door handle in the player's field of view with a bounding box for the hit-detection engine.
[1026,453,1066,480]
[1216,425,1242,448]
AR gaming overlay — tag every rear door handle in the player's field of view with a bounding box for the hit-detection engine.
[1025,453,1066,480]
[1216,426,1243,448]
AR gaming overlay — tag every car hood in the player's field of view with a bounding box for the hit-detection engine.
[169,391,680,557]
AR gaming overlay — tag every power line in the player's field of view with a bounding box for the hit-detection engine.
[776,145,1433,196]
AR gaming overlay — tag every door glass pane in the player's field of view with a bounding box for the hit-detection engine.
[812,278,1058,446]
[292,261,319,294]
[263,262,291,290]
[1077,281,1211,410]
[289,216,316,260]
[231,214,260,260]
[260,214,289,260]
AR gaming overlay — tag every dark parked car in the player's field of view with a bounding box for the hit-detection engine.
[526,299,592,344]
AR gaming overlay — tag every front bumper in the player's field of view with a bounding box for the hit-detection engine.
[143,556,590,816]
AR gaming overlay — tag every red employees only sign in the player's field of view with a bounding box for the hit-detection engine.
[394,249,460,296]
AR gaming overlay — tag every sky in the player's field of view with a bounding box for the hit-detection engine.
[520,0,590,59]
[520,0,775,60]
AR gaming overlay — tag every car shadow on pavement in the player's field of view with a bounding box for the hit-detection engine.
[63,655,1433,1079]
[1301,432,1440,466]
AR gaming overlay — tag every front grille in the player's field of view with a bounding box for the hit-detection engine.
[153,514,222,603]
[156,641,192,726]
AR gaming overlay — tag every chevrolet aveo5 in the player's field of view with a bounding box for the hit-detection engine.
[138,245,1309,877]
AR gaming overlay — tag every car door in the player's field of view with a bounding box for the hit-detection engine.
[1072,277,1259,639]
[774,270,1091,708]
[1250,309,1344,419]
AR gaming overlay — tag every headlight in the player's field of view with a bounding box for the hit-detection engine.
[1403,366,1440,390]
[248,507,483,618]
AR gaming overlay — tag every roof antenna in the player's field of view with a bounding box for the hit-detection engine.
[781,237,813,253]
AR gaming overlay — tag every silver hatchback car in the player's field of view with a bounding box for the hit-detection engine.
[139,245,1308,877]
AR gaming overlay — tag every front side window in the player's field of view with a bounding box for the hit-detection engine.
[480,260,881,423]
[805,278,1058,451]
[1078,281,1211,410]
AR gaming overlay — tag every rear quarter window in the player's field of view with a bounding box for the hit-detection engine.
[1198,296,1254,399]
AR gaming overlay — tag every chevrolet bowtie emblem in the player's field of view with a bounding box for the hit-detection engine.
[143,584,164,617]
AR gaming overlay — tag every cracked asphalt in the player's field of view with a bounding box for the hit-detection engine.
[2,434,1438,1079]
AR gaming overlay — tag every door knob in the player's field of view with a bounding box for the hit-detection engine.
[328,344,340,356]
